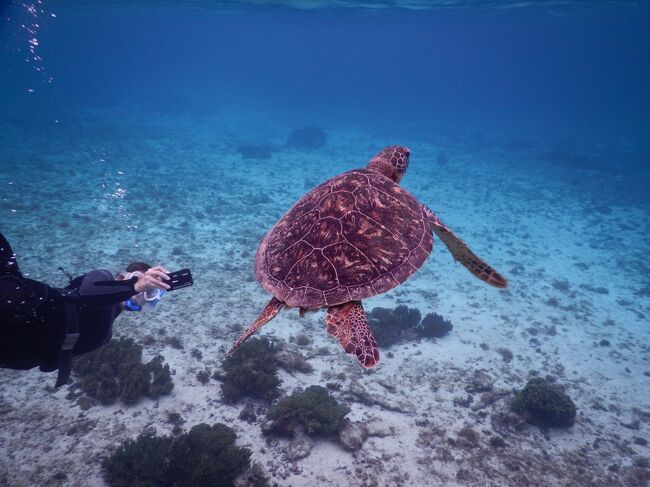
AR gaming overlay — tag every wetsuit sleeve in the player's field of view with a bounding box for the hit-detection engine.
[65,275,84,290]
[0,232,21,277]
[72,270,139,306]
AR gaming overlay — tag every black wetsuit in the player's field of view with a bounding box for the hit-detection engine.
[0,232,139,382]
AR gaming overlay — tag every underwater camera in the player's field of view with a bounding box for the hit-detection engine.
[125,268,193,311]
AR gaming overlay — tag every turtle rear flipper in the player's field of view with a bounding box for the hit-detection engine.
[326,301,379,368]
[423,206,508,289]
[228,297,284,355]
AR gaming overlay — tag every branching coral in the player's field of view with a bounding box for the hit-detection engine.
[102,431,172,487]
[285,126,327,150]
[221,337,280,404]
[266,385,350,436]
[417,312,453,338]
[511,377,576,428]
[72,337,173,405]
[102,423,252,487]
[368,305,422,347]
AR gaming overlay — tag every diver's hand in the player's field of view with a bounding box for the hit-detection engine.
[134,266,171,293]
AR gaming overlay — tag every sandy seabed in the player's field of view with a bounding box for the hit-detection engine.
[1,109,649,486]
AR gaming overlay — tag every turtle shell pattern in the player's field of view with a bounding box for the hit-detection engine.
[255,169,433,309]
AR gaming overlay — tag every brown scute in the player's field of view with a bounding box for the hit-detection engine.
[340,211,409,274]
[366,240,410,274]
[269,240,313,280]
[340,211,379,240]
[408,239,432,268]
[323,242,378,285]
[354,185,422,246]
[348,282,375,300]
[391,261,417,283]
[372,273,399,294]
[304,217,344,248]
[273,280,291,301]
[329,171,368,192]
[303,287,325,306]
[285,249,338,290]
[292,181,332,214]
[323,286,350,305]
[367,172,422,214]
[319,191,356,219]
[266,209,319,262]
[285,286,306,306]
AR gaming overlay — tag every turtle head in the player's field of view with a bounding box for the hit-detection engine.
[367,146,410,183]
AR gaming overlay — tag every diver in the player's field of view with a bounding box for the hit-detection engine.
[0,231,172,387]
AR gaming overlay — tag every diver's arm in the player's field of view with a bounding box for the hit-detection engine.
[70,267,170,307]
[75,272,140,306]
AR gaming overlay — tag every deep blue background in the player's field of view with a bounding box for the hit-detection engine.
[1,2,649,142]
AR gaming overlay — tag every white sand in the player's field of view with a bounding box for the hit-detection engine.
[1,109,649,486]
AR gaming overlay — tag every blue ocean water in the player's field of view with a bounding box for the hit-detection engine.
[1,1,649,486]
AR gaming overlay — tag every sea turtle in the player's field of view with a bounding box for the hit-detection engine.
[228,146,507,367]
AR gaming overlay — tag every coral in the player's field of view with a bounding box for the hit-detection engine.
[72,338,173,405]
[511,378,576,428]
[417,312,453,338]
[338,418,368,451]
[167,423,252,486]
[238,402,257,423]
[243,192,271,206]
[166,411,183,426]
[102,423,252,487]
[102,431,173,487]
[465,369,494,393]
[551,279,571,292]
[489,436,507,448]
[455,426,480,448]
[496,347,514,362]
[237,143,277,160]
[197,369,210,384]
[221,338,280,404]
[294,334,311,346]
[368,306,455,346]
[273,341,313,374]
[395,305,421,329]
[266,385,350,436]
[120,363,151,405]
[376,305,421,329]
[370,324,402,348]
[147,356,174,398]
[285,126,327,150]
[165,336,183,350]
[368,305,421,347]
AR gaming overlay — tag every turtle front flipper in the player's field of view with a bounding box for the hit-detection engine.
[228,297,284,355]
[326,301,380,368]
[422,205,508,288]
